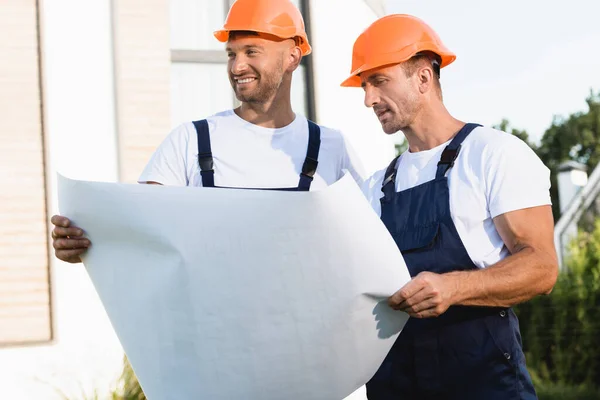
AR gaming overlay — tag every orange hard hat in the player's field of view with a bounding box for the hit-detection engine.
[214,0,311,56]
[340,14,456,87]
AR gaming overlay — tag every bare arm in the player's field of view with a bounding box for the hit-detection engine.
[449,205,558,307]
[389,205,559,318]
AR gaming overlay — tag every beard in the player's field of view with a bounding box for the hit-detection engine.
[382,116,413,135]
[379,98,422,134]
[231,58,285,104]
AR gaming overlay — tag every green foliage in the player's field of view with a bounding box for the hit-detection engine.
[538,91,600,218]
[516,220,600,394]
[536,384,600,400]
[495,90,600,219]
[57,356,146,400]
[394,139,408,156]
[530,368,600,400]
[538,91,600,170]
[111,356,146,400]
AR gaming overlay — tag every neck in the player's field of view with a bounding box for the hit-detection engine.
[402,102,464,152]
[235,84,295,128]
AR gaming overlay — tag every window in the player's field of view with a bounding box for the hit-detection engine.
[169,0,316,127]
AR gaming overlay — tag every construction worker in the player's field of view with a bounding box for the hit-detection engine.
[342,14,558,400]
[50,0,365,263]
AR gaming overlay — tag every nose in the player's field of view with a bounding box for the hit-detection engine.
[230,55,248,76]
[363,85,379,108]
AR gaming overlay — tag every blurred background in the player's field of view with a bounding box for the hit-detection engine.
[1,0,599,399]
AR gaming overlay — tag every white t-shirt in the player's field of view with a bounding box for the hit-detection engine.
[139,110,366,189]
[361,126,552,269]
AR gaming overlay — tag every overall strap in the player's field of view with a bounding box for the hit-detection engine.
[297,120,321,191]
[381,155,401,201]
[435,123,482,178]
[193,119,215,187]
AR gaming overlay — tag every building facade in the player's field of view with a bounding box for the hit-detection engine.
[0,1,393,398]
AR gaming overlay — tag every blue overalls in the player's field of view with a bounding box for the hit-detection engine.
[366,124,537,400]
[192,119,320,190]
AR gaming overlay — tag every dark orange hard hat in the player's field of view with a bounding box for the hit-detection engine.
[341,14,456,87]
[214,0,311,55]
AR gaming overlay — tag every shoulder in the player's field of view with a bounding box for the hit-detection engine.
[463,125,533,154]
[156,121,194,148]
[303,118,345,142]
[314,122,343,138]
[172,110,239,140]
[198,109,236,132]
[460,125,545,172]
[295,117,348,155]
[461,125,551,215]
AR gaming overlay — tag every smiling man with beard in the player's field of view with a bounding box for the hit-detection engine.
[50,0,365,263]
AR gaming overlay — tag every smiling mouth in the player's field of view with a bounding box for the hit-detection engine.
[235,77,257,85]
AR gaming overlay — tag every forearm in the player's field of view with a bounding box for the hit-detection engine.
[446,245,558,308]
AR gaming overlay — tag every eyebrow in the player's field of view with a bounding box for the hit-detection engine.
[225,44,265,52]
[361,73,387,88]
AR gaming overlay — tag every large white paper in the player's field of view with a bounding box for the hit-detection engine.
[58,173,410,400]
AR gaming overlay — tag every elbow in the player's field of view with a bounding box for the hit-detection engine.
[541,255,559,296]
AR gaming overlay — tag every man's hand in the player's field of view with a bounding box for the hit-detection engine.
[388,271,458,318]
[389,206,558,315]
[50,215,90,263]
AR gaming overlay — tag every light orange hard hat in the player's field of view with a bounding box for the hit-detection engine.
[214,0,311,56]
[340,14,456,87]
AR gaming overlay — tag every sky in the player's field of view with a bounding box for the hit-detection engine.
[385,0,600,144]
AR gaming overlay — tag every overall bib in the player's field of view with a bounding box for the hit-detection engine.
[366,124,537,400]
[192,119,320,191]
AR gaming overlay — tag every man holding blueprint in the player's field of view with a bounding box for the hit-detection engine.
[342,14,559,400]
[51,0,365,262]
[50,1,408,400]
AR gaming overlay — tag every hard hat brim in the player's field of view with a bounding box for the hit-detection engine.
[214,28,312,56]
[340,49,456,87]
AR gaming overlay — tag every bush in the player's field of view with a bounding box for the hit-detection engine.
[111,356,146,400]
[516,219,600,392]
[528,368,600,400]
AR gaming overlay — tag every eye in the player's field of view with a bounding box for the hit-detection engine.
[374,79,387,86]
[246,49,258,56]
[227,52,235,59]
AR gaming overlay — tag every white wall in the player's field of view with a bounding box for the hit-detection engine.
[0,1,124,399]
[310,0,397,177]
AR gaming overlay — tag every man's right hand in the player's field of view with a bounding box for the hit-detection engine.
[50,215,91,263]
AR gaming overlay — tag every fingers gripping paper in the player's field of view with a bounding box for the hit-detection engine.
[58,173,410,400]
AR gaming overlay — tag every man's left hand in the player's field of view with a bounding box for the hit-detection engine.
[388,271,458,318]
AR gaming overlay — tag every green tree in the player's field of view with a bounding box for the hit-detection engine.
[538,91,600,218]
[517,220,600,393]
[495,90,600,219]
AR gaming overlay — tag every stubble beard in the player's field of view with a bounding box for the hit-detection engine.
[233,58,285,105]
